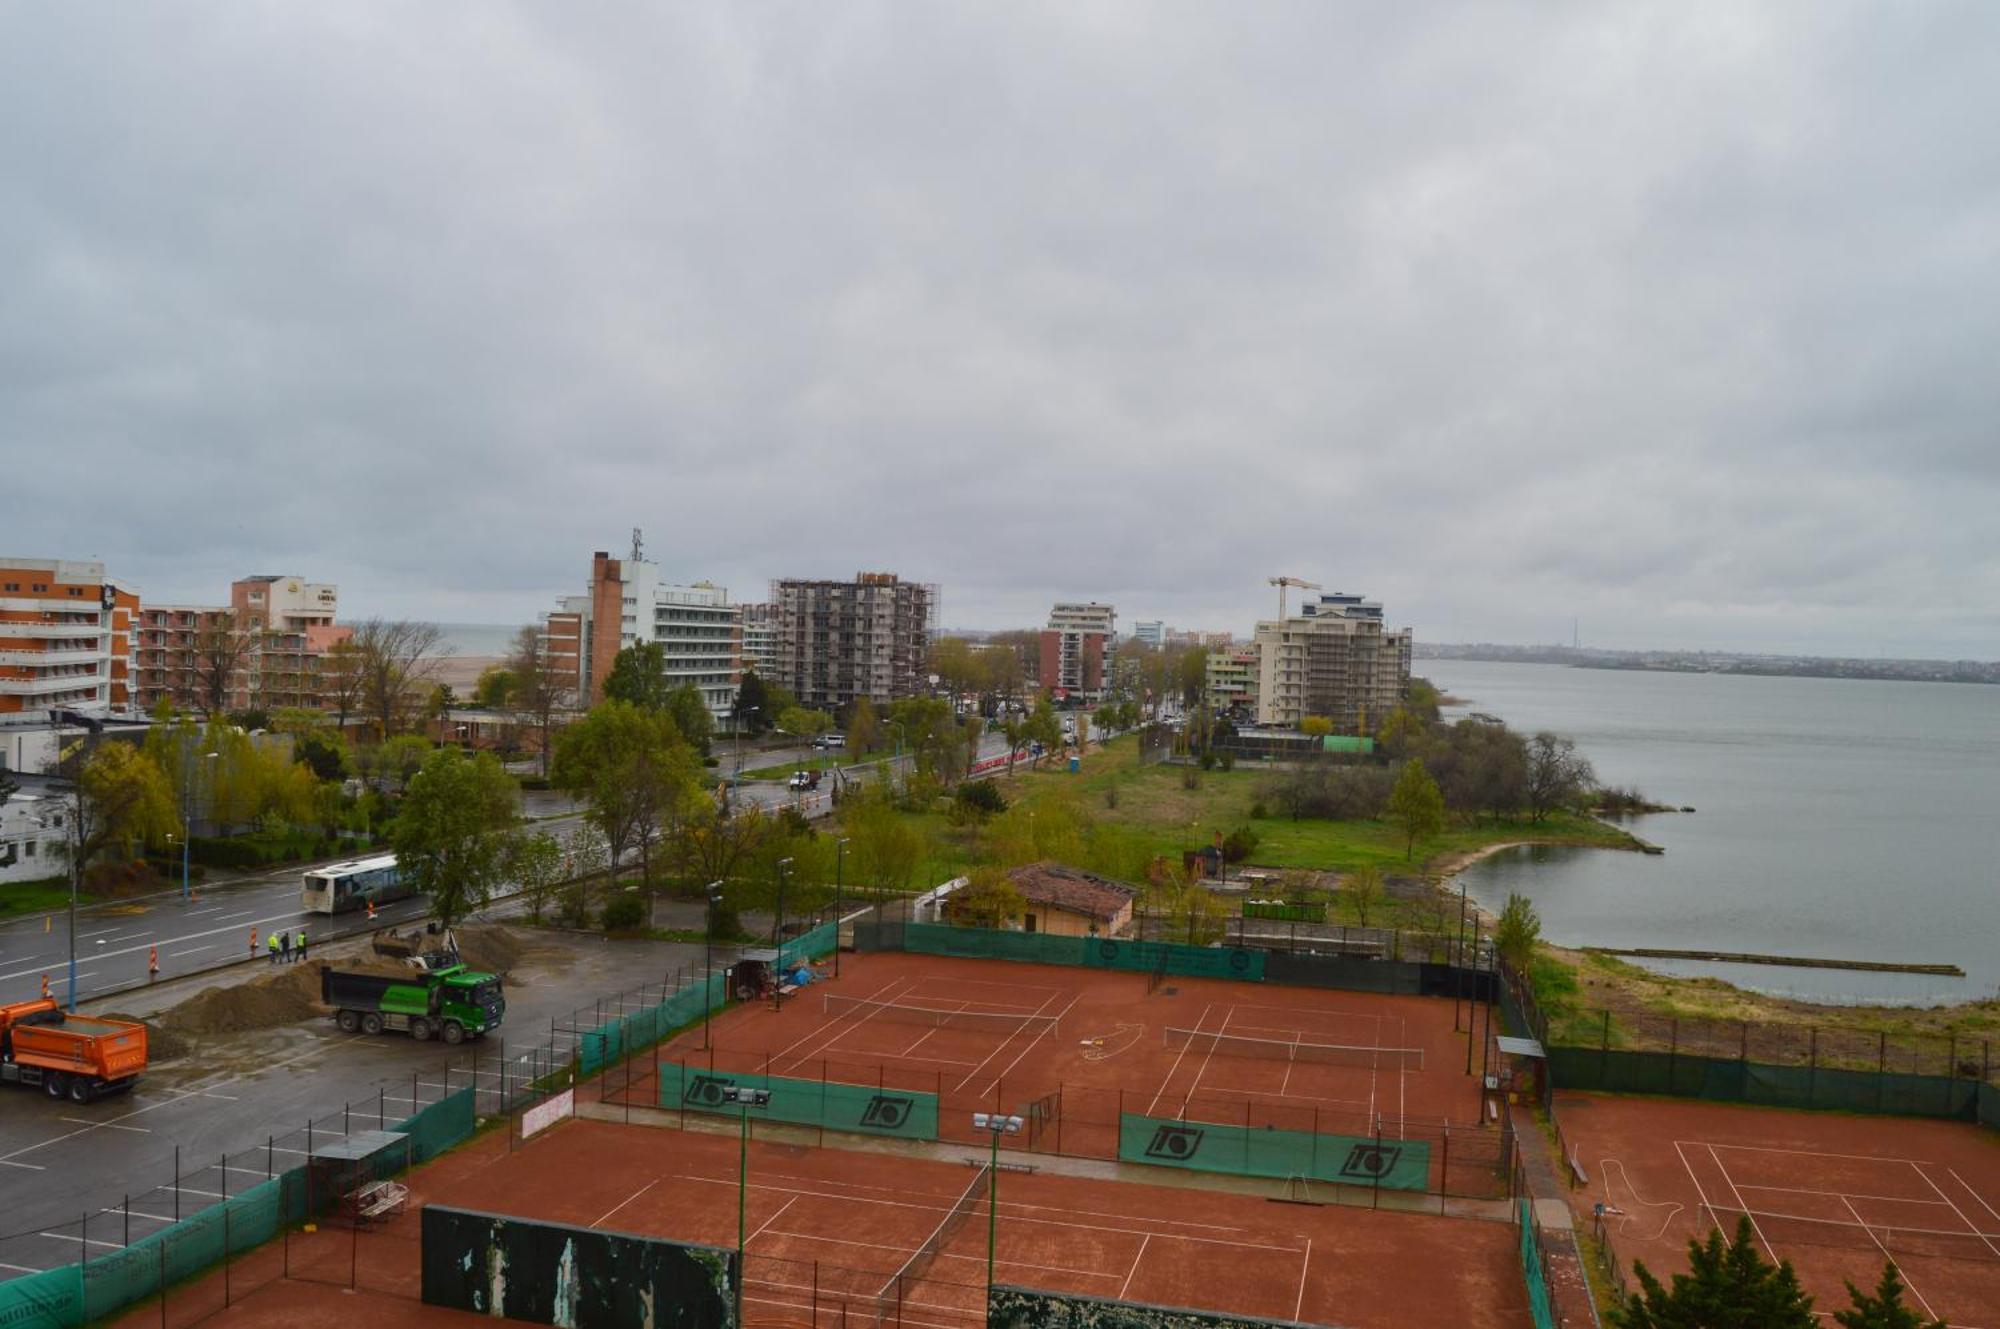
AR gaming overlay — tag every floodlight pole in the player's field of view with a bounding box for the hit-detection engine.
[834,838,849,979]
[703,881,724,1051]
[724,1086,769,1323]
[1466,919,1482,1075]
[773,857,793,1010]
[974,1113,1022,1292]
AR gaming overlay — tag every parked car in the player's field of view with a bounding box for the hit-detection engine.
[788,770,821,791]
[812,733,847,750]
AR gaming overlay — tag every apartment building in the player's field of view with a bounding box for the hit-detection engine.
[1253,591,1412,733]
[770,573,936,714]
[0,557,138,724]
[1206,646,1261,715]
[1039,601,1115,700]
[133,576,352,715]
[738,602,778,678]
[1129,620,1165,647]
[558,551,741,720]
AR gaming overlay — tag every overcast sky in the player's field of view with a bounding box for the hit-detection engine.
[6,4,1997,658]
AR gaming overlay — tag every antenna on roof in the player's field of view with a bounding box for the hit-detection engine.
[631,527,644,562]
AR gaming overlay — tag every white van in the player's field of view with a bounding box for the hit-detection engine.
[814,733,847,750]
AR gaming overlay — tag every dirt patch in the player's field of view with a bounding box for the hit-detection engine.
[159,961,330,1036]
[99,1012,194,1063]
[453,923,571,982]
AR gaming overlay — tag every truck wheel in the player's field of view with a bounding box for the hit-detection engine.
[361,1013,384,1036]
[336,1010,361,1033]
[409,1017,432,1042]
[442,1021,465,1045]
[69,1077,94,1104]
[44,1072,66,1099]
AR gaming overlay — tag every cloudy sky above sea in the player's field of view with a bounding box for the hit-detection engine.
[6,4,1998,658]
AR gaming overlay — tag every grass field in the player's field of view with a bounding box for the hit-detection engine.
[0,878,93,918]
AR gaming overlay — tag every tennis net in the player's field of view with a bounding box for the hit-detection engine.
[1703,1204,2000,1264]
[1165,1026,1425,1071]
[825,993,1059,1037]
[876,1163,991,1323]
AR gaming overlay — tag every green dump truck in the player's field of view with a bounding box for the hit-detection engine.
[321,964,505,1044]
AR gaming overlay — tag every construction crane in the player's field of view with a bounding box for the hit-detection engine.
[1268,576,1322,619]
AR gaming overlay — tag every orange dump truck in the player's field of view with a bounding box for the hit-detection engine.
[0,998,148,1103]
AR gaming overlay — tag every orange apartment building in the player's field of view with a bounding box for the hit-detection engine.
[131,576,351,715]
[0,557,138,724]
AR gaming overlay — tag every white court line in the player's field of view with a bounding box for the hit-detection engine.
[0,1261,48,1274]
[1294,1238,1313,1322]
[952,989,1066,1095]
[1839,1194,1942,1324]
[746,1194,797,1244]
[974,990,1084,1100]
[37,1233,124,1250]
[1117,1233,1151,1300]
[1949,1167,2000,1228]
[1145,1001,1214,1116]
[1672,1140,1728,1234]
[591,1178,661,1229]
[1178,1007,1239,1112]
[768,974,915,1068]
[0,1160,47,1170]
[101,1209,178,1224]
[1909,1162,2000,1259]
[747,1168,1262,1237]
[1185,1083,1368,1110]
[1703,1140,1933,1165]
[1706,1143,1780,1264]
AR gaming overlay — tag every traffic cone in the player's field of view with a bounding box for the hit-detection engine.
[149,946,160,980]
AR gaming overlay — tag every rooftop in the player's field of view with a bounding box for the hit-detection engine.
[1005,861,1137,923]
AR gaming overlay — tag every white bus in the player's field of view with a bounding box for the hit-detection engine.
[301,854,413,915]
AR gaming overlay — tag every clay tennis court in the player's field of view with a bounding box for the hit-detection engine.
[429,1114,1529,1327]
[608,950,1505,1193]
[1555,1093,2000,1327]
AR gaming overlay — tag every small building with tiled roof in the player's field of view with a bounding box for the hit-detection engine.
[970,860,1137,938]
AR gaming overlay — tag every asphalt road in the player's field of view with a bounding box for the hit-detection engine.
[0,926,725,1279]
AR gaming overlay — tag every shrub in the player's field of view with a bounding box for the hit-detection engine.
[954,780,1008,816]
[1218,752,1235,771]
[1220,827,1259,864]
[601,894,646,933]
[1249,800,1268,820]
[1103,785,1120,810]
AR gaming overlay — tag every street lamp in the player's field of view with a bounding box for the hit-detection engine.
[972,1113,1023,1291]
[772,857,793,1008]
[31,805,81,1012]
[723,1085,771,1322]
[833,838,849,980]
[703,881,725,1050]
[733,705,760,776]
[177,749,218,903]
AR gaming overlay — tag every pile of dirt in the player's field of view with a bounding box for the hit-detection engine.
[159,960,330,1036]
[99,1013,193,1063]
[453,924,523,975]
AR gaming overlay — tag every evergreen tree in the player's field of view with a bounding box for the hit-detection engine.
[1833,1263,1945,1329]
[1615,1216,1816,1329]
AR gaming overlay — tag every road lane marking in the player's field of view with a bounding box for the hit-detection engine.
[61,1117,149,1132]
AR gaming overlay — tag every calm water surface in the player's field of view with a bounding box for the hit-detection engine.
[1432,660,2000,1004]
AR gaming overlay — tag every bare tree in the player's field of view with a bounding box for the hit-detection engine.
[320,637,365,737]
[504,624,576,777]
[351,618,449,740]
[1524,731,1596,823]
[189,612,256,716]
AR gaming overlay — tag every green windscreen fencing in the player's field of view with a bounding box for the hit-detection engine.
[778,919,837,970]
[906,922,1087,966]
[1982,1081,2000,1132]
[1117,1113,1428,1190]
[905,923,1265,982]
[1518,1201,1555,1329]
[74,1173,305,1324]
[580,972,728,1077]
[1546,1047,1982,1121]
[0,1265,82,1329]
[659,1062,939,1140]
[395,1085,477,1162]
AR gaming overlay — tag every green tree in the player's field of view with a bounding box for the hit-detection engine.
[1300,715,1334,738]
[949,865,1025,928]
[1615,1215,1816,1329]
[1525,731,1596,823]
[602,641,671,712]
[1405,677,1443,722]
[507,831,564,924]
[1386,758,1445,861]
[1834,1263,1945,1329]
[733,670,773,735]
[776,706,833,744]
[474,666,517,709]
[292,728,350,783]
[1495,891,1541,970]
[67,743,176,878]
[847,695,882,755]
[662,683,715,758]
[553,701,702,892]
[842,789,925,904]
[392,748,520,931]
[1345,865,1382,925]
[1022,699,1063,768]
[371,734,433,794]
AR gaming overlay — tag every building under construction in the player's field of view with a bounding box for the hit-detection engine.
[769,573,939,716]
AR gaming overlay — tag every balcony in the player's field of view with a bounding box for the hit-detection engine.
[0,675,106,696]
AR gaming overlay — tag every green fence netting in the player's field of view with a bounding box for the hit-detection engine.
[1518,1200,1555,1329]
[1982,1081,2000,1132]
[0,1264,82,1329]
[1116,1113,1429,1190]
[1085,937,1265,983]
[778,920,837,970]
[76,1173,299,1323]
[1545,1047,1981,1120]
[579,972,730,1077]
[906,922,1088,966]
[904,923,1266,982]
[396,1085,477,1163]
[659,1062,939,1140]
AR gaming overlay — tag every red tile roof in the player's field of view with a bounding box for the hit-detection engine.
[1005,861,1137,924]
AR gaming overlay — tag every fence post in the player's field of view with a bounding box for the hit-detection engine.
[223,1182,232,1306]
[158,1241,167,1329]
[174,1144,181,1221]
[1439,1129,1449,1214]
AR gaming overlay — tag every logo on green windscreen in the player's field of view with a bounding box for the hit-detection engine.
[1143,1123,1206,1162]
[859,1095,914,1130]
[1337,1142,1404,1181]
[684,1074,737,1107]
